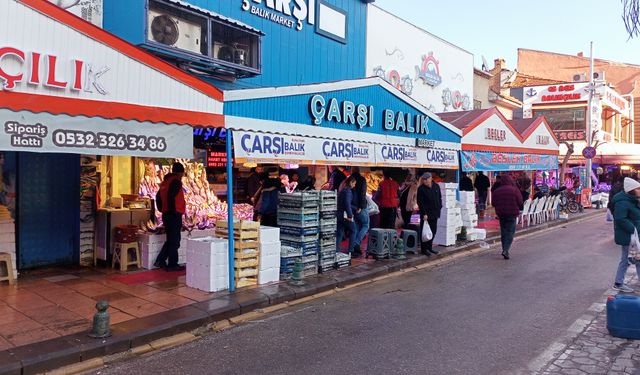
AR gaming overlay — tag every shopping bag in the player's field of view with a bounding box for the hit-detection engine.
[606,209,614,222]
[395,208,404,229]
[422,221,433,242]
[628,229,640,265]
[366,195,379,215]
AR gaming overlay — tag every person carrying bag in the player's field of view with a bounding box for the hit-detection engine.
[611,178,640,293]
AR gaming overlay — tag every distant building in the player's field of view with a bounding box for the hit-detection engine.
[472,59,524,119]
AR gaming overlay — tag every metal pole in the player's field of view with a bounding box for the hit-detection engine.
[586,41,594,190]
[226,129,235,292]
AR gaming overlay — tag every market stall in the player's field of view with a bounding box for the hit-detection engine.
[439,107,560,210]
[222,77,462,284]
[0,0,224,270]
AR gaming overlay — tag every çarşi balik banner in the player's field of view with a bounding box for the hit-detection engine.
[461,150,558,172]
[0,109,194,158]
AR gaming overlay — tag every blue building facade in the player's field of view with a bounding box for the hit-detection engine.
[103,0,370,89]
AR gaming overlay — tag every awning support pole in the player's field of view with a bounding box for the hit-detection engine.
[226,129,235,292]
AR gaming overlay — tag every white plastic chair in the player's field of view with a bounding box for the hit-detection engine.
[544,196,556,221]
[525,198,539,227]
[550,196,560,220]
[533,196,547,225]
[518,199,531,227]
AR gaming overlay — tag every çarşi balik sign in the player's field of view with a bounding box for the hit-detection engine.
[241,0,315,31]
[309,94,431,136]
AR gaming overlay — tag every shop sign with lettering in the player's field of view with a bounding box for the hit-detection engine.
[485,128,506,141]
[241,0,315,31]
[524,83,588,105]
[309,94,431,136]
[554,130,586,142]
[461,150,558,172]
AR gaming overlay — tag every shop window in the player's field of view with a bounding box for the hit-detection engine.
[146,0,263,78]
[534,107,586,131]
[473,100,482,110]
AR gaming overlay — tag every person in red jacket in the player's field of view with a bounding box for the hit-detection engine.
[376,169,400,229]
[154,162,186,272]
[491,175,523,260]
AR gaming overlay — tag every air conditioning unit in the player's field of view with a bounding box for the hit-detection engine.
[213,42,248,66]
[593,71,606,81]
[572,73,587,82]
[147,10,201,54]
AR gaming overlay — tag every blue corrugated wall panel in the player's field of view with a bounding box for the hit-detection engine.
[226,85,461,143]
[18,153,80,269]
[103,0,368,89]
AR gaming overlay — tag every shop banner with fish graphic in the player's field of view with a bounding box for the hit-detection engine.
[461,150,558,172]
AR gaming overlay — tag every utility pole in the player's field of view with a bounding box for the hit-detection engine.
[585,41,594,190]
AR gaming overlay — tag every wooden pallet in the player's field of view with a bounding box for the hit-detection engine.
[215,230,259,240]
[234,257,259,268]
[236,278,257,288]
[216,220,260,230]
[235,249,259,259]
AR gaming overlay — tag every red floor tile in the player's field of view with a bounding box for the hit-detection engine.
[141,291,194,309]
[5,327,60,347]
[126,302,168,318]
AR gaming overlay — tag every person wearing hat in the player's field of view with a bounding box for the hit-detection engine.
[155,162,186,272]
[417,172,442,255]
[611,177,640,292]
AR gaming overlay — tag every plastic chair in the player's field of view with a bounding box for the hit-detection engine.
[550,196,560,220]
[525,198,539,227]
[0,253,16,285]
[518,199,531,227]
[534,196,548,225]
[112,242,141,272]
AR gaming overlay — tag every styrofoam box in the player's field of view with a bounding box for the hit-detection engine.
[259,255,280,271]
[439,183,458,190]
[258,267,280,285]
[0,242,15,253]
[442,190,457,197]
[186,262,229,292]
[260,241,281,259]
[260,226,281,243]
[443,200,457,209]
[470,228,487,240]
[0,223,15,234]
[459,192,475,205]
[441,207,461,215]
[0,233,14,243]
[138,229,216,245]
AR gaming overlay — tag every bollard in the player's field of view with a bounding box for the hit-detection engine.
[88,300,111,338]
[393,238,406,260]
[290,258,305,286]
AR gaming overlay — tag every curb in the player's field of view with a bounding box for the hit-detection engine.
[1,210,603,375]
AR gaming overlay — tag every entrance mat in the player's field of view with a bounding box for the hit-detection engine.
[108,269,185,285]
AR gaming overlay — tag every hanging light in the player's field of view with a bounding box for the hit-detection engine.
[243,162,258,168]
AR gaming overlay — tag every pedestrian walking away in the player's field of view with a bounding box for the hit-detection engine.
[351,167,369,257]
[375,169,400,229]
[336,176,358,255]
[154,162,186,272]
[417,172,442,256]
[611,177,640,293]
[491,175,523,260]
[474,171,490,212]
[460,172,474,192]
[255,178,281,227]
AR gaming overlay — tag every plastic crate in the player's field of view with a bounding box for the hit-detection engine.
[320,211,337,220]
[281,245,302,258]
[277,210,320,221]
[302,268,318,277]
[302,247,319,257]
[280,226,319,236]
[318,263,336,273]
[319,221,337,233]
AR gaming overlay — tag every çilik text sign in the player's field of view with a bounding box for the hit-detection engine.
[461,150,558,172]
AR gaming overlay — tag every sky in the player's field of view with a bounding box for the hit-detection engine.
[373,0,640,70]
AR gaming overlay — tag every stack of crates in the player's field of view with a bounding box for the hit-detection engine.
[278,192,320,278]
[318,190,337,273]
[216,220,260,288]
[336,252,351,270]
[279,244,302,280]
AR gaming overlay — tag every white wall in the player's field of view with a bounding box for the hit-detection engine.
[48,0,103,27]
[366,5,474,113]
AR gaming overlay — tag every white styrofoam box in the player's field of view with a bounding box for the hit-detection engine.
[442,200,457,209]
[433,233,456,246]
[0,242,16,254]
[260,241,281,259]
[458,191,475,205]
[260,226,281,243]
[0,222,15,234]
[259,254,280,271]
[470,228,487,240]
[186,237,228,266]
[258,267,280,285]
[0,233,14,243]
[442,189,457,197]
[138,229,216,245]
[463,221,478,228]
[186,262,229,292]
[438,182,458,190]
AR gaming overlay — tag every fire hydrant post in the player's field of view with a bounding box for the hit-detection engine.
[290,258,305,286]
[89,300,111,338]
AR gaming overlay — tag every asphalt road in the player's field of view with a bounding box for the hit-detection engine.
[94,215,618,375]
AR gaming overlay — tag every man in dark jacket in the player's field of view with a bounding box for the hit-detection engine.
[351,167,368,257]
[492,175,523,260]
[155,162,186,272]
[608,176,624,213]
[460,173,474,192]
[474,171,490,211]
[330,166,347,191]
[417,172,442,256]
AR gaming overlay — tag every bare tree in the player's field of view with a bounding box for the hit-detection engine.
[623,0,640,38]
[560,142,574,184]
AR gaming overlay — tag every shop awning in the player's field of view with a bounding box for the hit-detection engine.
[224,78,462,169]
[0,0,225,158]
[562,142,640,165]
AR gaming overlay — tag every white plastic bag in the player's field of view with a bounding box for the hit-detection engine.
[422,222,433,242]
[628,229,640,265]
[366,195,379,216]
[606,209,614,222]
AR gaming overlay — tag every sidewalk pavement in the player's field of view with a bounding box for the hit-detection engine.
[537,277,640,375]
[0,210,602,375]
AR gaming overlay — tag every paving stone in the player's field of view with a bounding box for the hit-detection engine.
[573,357,597,365]
[577,364,608,374]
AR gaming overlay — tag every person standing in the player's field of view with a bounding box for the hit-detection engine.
[155,162,186,272]
[608,176,624,214]
[460,173,474,192]
[611,178,640,292]
[491,175,523,260]
[474,171,490,212]
[336,176,358,255]
[399,172,418,229]
[255,178,280,227]
[376,169,400,229]
[246,168,261,204]
[351,167,369,257]
[417,172,442,256]
[330,166,347,191]
[516,172,532,202]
